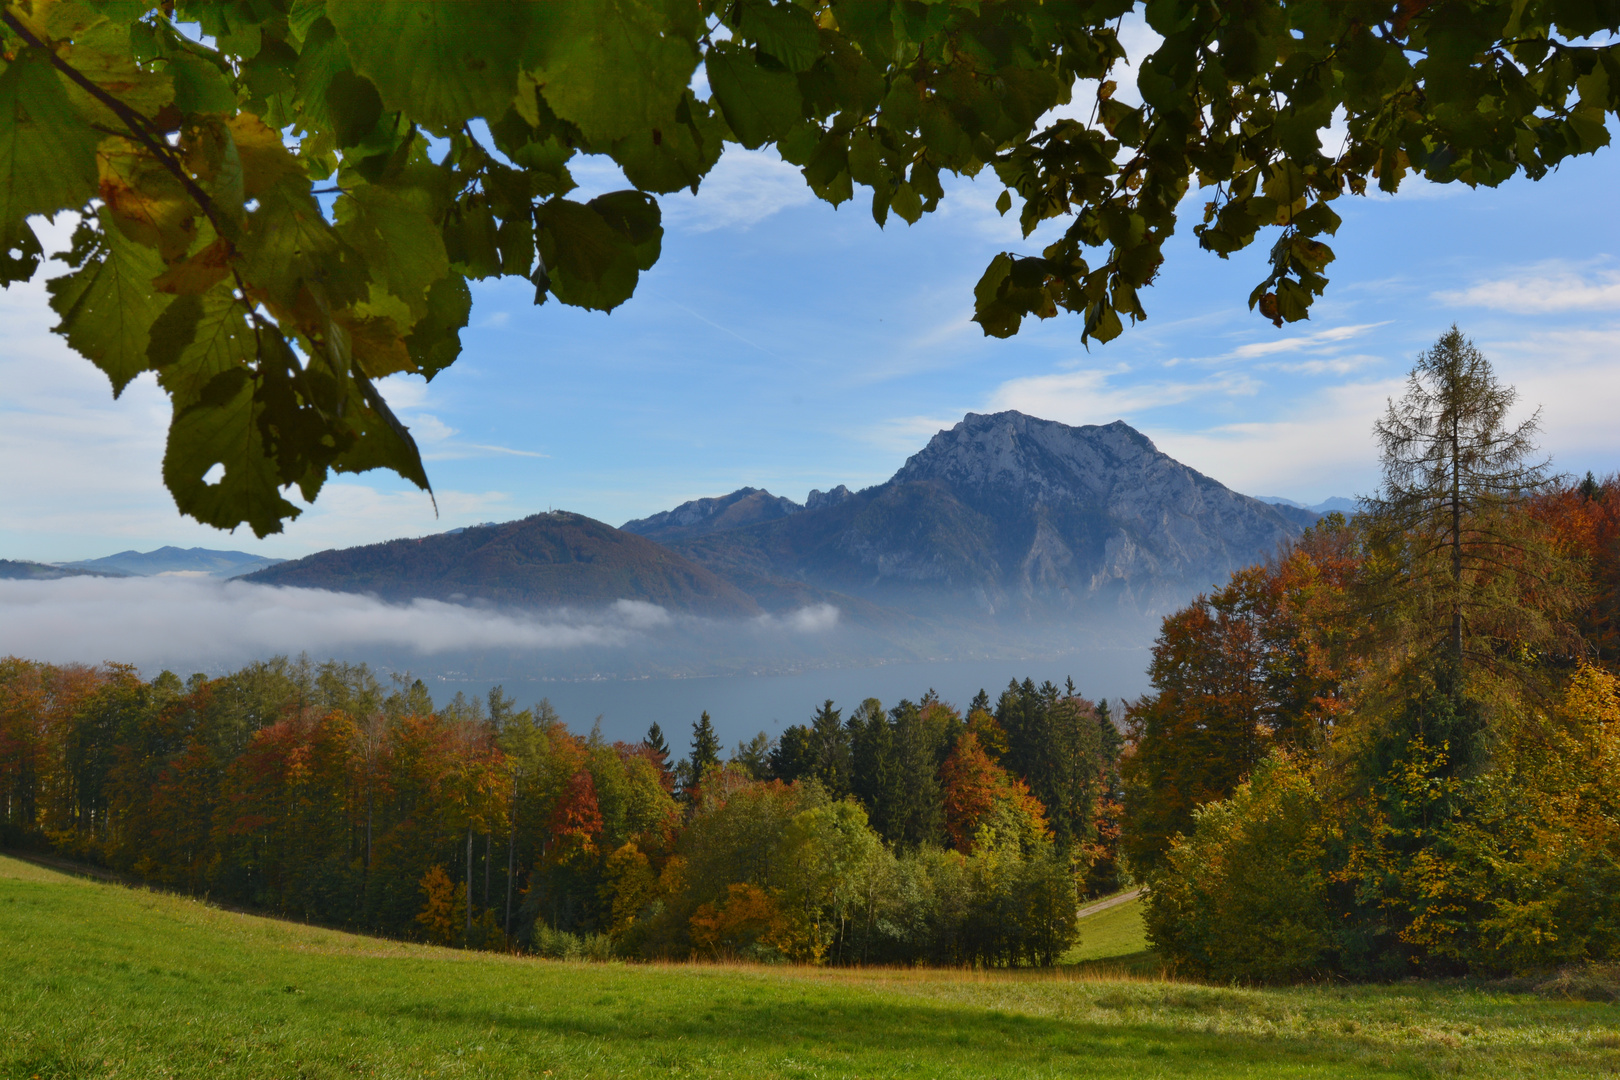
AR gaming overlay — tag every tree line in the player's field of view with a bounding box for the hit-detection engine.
[1128,328,1620,981]
[0,655,1121,967]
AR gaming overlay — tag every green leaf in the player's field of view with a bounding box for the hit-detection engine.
[405,275,471,379]
[610,94,726,194]
[0,50,99,229]
[737,0,822,73]
[705,41,802,149]
[163,367,301,537]
[168,52,238,114]
[588,191,662,271]
[527,0,701,144]
[151,286,258,410]
[333,373,432,493]
[325,68,383,147]
[327,0,526,129]
[336,183,450,320]
[0,219,43,285]
[237,182,367,310]
[535,197,641,312]
[46,214,172,396]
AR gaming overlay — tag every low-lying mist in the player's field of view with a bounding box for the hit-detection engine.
[0,576,856,672]
[1,575,1159,743]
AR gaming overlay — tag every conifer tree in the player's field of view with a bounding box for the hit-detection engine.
[680,712,721,803]
[1359,325,1582,770]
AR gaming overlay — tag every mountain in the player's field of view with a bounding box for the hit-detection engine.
[244,512,763,617]
[621,487,802,542]
[0,559,123,581]
[1254,495,1358,524]
[63,546,284,578]
[669,412,1306,619]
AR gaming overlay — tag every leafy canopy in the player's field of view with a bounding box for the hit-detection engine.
[3,0,1617,535]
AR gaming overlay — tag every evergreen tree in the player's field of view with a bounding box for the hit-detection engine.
[643,723,670,769]
[808,700,853,799]
[848,698,898,839]
[731,732,774,780]
[679,712,721,802]
[969,688,991,715]
[1361,325,1580,772]
[767,724,815,783]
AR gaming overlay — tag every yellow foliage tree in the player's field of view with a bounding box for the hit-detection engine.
[415,865,466,947]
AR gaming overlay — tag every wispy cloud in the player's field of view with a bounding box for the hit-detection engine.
[1433,261,1620,313]
[986,367,1260,426]
[1226,322,1391,359]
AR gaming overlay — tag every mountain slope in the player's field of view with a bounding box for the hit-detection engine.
[64,547,284,578]
[622,488,802,542]
[245,512,763,616]
[671,413,1305,618]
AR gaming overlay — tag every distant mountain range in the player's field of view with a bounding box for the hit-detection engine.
[1253,495,1357,518]
[60,547,285,578]
[245,412,1307,641]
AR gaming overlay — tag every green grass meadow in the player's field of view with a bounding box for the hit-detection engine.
[3,855,1618,1079]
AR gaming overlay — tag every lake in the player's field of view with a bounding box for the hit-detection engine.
[429,649,1152,749]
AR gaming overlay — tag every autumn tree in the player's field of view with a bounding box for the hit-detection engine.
[1123,523,1357,873]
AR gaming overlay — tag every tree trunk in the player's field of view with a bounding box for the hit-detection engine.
[466,826,473,938]
[1451,409,1463,669]
[505,796,516,938]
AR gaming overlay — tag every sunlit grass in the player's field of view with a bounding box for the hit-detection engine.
[3,854,1617,1079]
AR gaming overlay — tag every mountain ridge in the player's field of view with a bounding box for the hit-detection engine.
[245,512,764,617]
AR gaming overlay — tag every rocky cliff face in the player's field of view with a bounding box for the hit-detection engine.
[671,412,1304,619]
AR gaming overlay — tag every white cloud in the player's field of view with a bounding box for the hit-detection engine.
[1149,378,1400,501]
[661,149,816,233]
[1433,262,1620,313]
[0,577,647,667]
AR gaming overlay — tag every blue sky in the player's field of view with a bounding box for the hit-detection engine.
[3,69,1618,563]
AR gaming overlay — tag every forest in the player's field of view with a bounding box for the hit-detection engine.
[0,654,1119,968]
[2,330,1618,981]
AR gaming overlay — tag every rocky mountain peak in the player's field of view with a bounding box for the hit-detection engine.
[622,487,802,542]
[892,411,1165,504]
[805,485,853,511]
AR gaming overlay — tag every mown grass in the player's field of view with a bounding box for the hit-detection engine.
[3,854,1618,1079]
[1065,892,1150,966]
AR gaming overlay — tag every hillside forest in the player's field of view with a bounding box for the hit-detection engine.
[2,330,1618,980]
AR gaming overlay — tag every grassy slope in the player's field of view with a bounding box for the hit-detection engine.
[1066,894,1151,966]
[3,855,1617,1079]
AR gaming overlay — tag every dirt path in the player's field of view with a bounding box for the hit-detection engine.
[1076,887,1144,921]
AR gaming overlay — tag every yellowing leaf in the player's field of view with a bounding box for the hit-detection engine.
[226,114,303,198]
[97,137,198,261]
[153,235,234,295]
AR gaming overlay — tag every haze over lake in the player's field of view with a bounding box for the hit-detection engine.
[429,651,1150,748]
